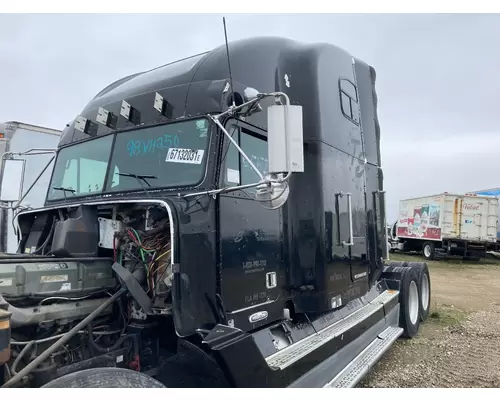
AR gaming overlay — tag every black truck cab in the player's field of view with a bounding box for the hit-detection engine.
[0,36,429,389]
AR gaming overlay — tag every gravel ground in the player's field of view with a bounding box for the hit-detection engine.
[359,253,500,388]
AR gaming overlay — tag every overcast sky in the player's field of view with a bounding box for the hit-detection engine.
[1,13,499,222]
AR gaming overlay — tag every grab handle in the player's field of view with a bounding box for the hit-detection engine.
[334,191,354,247]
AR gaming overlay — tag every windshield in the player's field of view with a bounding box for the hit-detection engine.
[47,118,210,201]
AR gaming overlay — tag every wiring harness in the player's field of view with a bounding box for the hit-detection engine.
[114,224,171,299]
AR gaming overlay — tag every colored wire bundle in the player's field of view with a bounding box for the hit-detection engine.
[114,225,171,296]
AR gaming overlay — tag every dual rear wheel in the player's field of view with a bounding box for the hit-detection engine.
[385,261,431,337]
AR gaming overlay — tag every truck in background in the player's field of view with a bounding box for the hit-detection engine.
[468,188,500,253]
[0,121,61,253]
[470,188,500,239]
[388,192,499,260]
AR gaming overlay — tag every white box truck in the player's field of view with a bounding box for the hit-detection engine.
[470,187,500,240]
[388,192,499,260]
[0,121,61,253]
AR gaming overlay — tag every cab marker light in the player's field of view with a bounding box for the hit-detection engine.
[120,100,131,120]
[74,116,89,133]
[121,100,141,125]
[96,107,117,129]
[153,92,164,114]
[74,116,99,136]
[74,116,98,136]
[153,92,173,118]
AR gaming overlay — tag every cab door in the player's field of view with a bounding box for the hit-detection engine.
[217,119,286,331]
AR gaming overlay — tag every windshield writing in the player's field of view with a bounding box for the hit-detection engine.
[47,118,210,200]
[126,134,180,156]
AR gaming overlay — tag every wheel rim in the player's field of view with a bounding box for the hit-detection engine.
[408,280,419,325]
[424,245,431,258]
[421,272,430,311]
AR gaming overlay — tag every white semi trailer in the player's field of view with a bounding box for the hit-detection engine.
[0,121,61,253]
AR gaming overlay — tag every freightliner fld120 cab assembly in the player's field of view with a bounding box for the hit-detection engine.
[0,36,431,388]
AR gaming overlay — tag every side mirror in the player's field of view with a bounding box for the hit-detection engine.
[0,158,26,203]
[254,103,304,210]
[267,104,304,174]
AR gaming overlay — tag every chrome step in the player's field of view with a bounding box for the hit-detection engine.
[265,289,399,370]
[324,325,403,388]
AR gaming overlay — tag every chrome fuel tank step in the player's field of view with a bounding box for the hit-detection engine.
[265,289,399,370]
[324,325,403,388]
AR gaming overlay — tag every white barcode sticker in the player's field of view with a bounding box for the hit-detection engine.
[165,148,204,164]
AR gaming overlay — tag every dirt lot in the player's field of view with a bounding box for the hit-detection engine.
[360,252,500,388]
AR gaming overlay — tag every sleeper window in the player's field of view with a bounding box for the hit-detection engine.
[339,78,360,125]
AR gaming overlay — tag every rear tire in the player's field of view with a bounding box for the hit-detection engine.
[399,267,421,338]
[381,262,422,338]
[41,367,166,388]
[422,241,435,260]
[406,262,431,322]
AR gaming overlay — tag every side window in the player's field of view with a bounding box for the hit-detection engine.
[339,78,360,125]
[240,132,268,185]
[224,125,241,186]
[223,124,268,188]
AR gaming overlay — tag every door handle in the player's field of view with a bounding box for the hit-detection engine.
[344,193,354,247]
[335,191,354,247]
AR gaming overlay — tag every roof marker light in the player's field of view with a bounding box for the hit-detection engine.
[153,92,173,119]
[121,100,141,125]
[74,116,98,136]
[74,116,89,133]
[96,107,110,125]
[120,100,131,120]
[154,92,164,114]
[96,107,117,129]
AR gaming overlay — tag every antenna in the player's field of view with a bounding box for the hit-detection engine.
[222,17,236,110]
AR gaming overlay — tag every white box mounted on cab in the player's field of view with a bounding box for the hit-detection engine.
[267,104,304,174]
